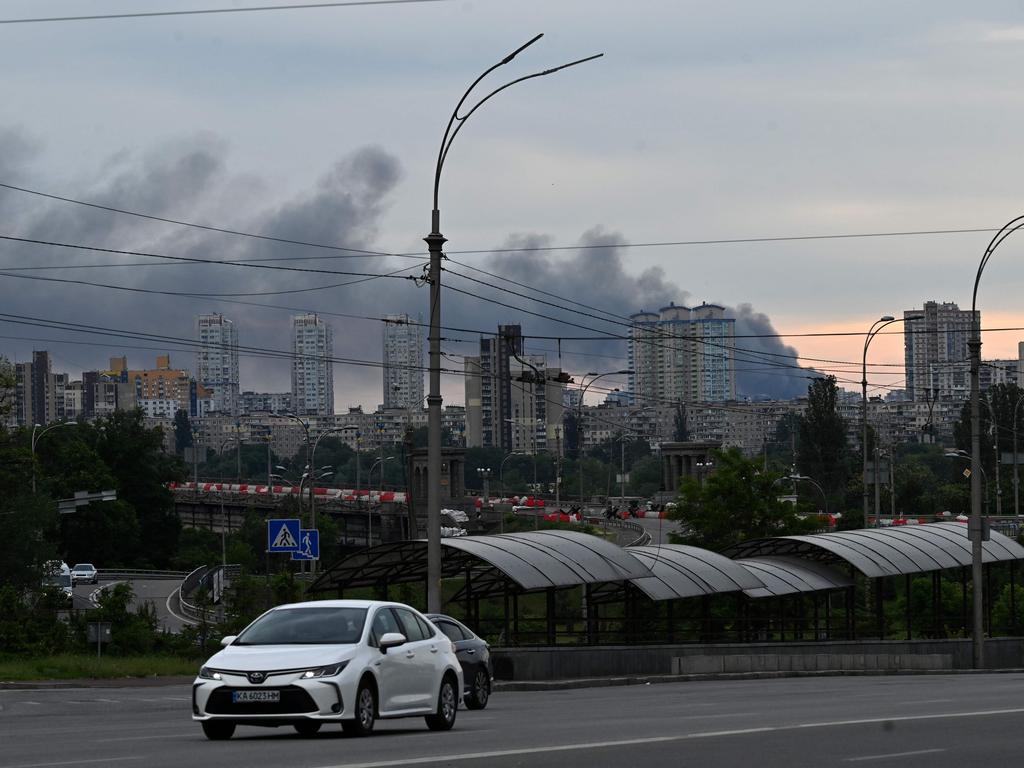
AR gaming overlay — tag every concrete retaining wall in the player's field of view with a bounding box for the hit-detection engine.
[491,638,1024,681]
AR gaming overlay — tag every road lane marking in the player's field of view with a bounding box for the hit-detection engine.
[7,758,141,768]
[94,734,194,742]
[165,587,198,627]
[89,581,125,606]
[847,749,946,762]
[312,707,1024,768]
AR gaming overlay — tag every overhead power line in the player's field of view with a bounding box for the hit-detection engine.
[0,0,447,25]
[0,235,424,281]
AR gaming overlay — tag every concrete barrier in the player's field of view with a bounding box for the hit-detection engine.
[492,638,1024,681]
[671,652,952,675]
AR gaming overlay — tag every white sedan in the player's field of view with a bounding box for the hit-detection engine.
[70,563,98,585]
[192,599,463,740]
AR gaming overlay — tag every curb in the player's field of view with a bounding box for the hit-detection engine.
[493,667,1024,691]
[0,675,195,690]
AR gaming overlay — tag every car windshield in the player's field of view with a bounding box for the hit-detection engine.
[234,607,368,645]
[73,564,93,571]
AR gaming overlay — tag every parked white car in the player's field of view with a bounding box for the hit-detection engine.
[70,563,98,585]
[192,599,463,740]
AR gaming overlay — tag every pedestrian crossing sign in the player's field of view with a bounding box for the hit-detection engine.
[267,518,301,552]
[291,529,320,561]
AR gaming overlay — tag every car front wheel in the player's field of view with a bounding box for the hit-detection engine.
[201,720,236,740]
[465,668,490,710]
[342,680,376,737]
[425,676,458,731]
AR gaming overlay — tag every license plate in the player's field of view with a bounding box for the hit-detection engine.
[232,690,280,703]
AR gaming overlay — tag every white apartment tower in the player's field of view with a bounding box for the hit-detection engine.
[628,302,736,406]
[382,314,424,409]
[196,313,239,415]
[904,301,977,402]
[291,313,334,416]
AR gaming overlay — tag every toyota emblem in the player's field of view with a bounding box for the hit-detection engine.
[247,672,266,684]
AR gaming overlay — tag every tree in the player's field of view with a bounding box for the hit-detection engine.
[796,376,850,501]
[668,448,817,552]
[0,355,14,420]
[174,409,193,456]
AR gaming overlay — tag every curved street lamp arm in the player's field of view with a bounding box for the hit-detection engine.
[433,34,543,210]
[974,216,1024,312]
[433,39,603,210]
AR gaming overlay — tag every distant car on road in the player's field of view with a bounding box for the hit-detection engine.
[42,560,72,601]
[71,563,98,585]
[425,613,492,710]
[193,599,463,740]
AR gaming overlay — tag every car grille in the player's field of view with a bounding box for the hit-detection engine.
[205,686,318,715]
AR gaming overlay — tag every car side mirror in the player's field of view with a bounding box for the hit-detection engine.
[379,632,407,653]
[220,635,237,647]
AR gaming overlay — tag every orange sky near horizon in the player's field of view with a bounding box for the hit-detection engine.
[775,311,1024,398]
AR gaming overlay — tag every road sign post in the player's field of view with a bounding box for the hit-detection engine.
[87,622,111,659]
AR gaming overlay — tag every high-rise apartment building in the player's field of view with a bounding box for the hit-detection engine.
[464,325,567,453]
[196,314,239,416]
[291,313,334,416]
[382,314,424,409]
[10,351,67,427]
[904,301,977,402]
[628,302,736,407]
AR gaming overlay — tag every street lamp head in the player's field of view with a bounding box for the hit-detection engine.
[880,315,894,322]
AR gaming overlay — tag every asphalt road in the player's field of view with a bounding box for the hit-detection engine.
[4,673,1024,768]
[72,578,193,633]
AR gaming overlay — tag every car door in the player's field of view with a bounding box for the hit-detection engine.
[391,607,435,710]
[368,606,418,714]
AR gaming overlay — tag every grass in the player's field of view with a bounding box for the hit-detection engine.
[0,655,200,681]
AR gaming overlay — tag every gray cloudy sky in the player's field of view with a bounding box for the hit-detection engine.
[3,0,1024,409]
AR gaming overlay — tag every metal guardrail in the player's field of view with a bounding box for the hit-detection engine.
[179,565,216,623]
[98,569,190,580]
[606,518,651,546]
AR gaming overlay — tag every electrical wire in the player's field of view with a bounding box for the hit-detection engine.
[0,0,447,25]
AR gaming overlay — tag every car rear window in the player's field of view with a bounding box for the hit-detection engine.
[234,607,367,645]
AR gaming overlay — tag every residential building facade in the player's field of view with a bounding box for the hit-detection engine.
[382,314,424,410]
[196,313,239,416]
[291,313,334,417]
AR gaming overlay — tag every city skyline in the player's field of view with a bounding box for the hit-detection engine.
[6,3,1024,411]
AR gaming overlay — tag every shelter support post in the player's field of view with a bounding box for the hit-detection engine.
[513,592,519,645]
[985,564,992,637]
[813,595,820,640]
[502,582,510,646]
[932,572,940,639]
[875,579,884,639]
[1011,562,1017,633]
[546,588,556,646]
[905,574,912,641]
[585,584,597,645]
[824,592,831,640]
[961,568,968,637]
[667,598,675,644]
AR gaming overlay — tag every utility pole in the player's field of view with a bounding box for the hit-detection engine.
[424,35,601,613]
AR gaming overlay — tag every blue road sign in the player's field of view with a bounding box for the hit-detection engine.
[291,529,319,561]
[267,518,301,552]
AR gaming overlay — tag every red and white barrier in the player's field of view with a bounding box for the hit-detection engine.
[169,482,407,504]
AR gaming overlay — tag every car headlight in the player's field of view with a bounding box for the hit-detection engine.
[300,662,348,679]
[198,666,223,681]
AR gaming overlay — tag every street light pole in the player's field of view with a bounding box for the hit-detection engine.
[966,215,1024,667]
[31,421,71,494]
[424,35,602,613]
[576,370,632,508]
[862,315,920,528]
[1013,393,1024,517]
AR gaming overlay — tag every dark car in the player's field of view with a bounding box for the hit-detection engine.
[425,614,492,710]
